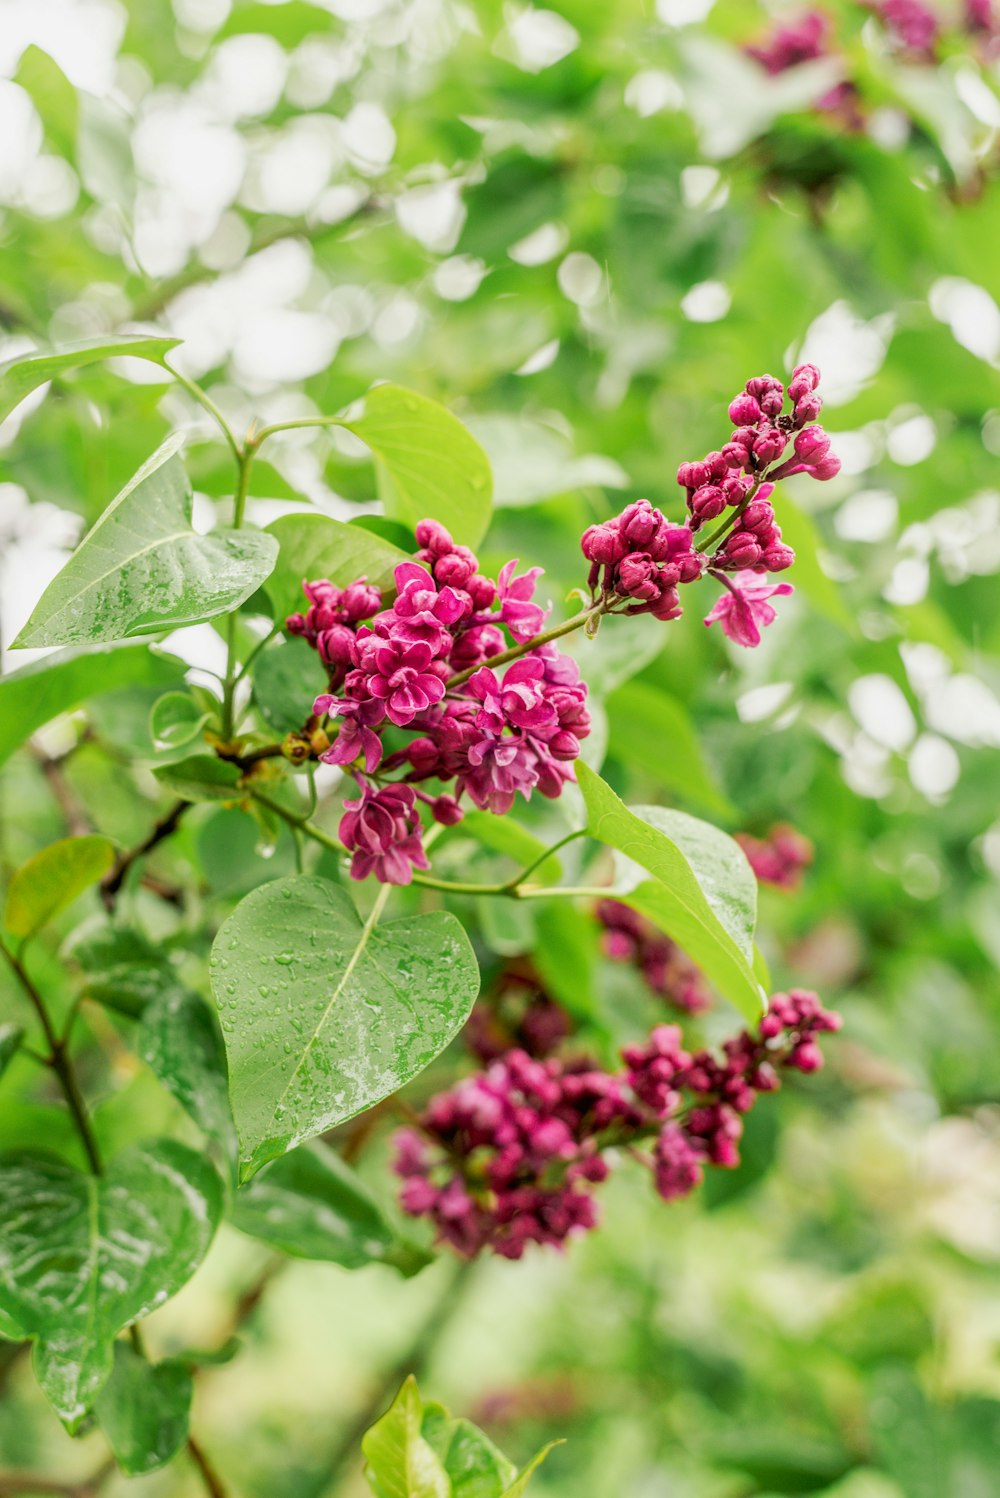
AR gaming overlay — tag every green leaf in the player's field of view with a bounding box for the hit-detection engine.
[464,414,628,508]
[605,682,734,817]
[339,385,493,547]
[264,513,410,623]
[774,496,857,635]
[13,437,278,648]
[422,1406,517,1498]
[15,46,78,157]
[95,1342,192,1475]
[209,875,479,1180]
[139,988,235,1155]
[500,1444,561,1497]
[0,1142,222,1428]
[233,1143,430,1275]
[0,644,184,770]
[455,813,562,885]
[576,764,764,1021]
[533,903,604,1029]
[153,754,243,802]
[72,926,179,1019]
[0,1023,24,1081]
[363,1376,451,1498]
[0,335,178,426]
[4,835,115,940]
[148,691,212,751]
[252,640,324,735]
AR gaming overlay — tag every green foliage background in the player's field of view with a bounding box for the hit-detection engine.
[2,0,1000,1494]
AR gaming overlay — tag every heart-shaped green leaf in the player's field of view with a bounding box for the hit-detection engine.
[4,835,115,940]
[605,681,734,817]
[577,763,763,1021]
[0,1141,223,1428]
[95,1342,193,1475]
[264,512,410,623]
[12,437,278,648]
[210,875,479,1180]
[233,1143,430,1274]
[0,644,184,770]
[0,334,179,426]
[337,385,493,548]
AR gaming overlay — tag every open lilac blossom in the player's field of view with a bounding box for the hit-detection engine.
[703,573,795,648]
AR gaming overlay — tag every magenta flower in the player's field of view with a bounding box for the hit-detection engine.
[467,658,557,736]
[496,560,549,642]
[350,635,447,726]
[338,782,430,885]
[314,694,385,774]
[704,572,794,648]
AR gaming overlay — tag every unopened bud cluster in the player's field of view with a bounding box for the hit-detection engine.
[597,899,712,1015]
[394,990,841,1258]
[737,824,814,890]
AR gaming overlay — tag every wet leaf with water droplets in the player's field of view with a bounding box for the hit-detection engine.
[139,988,236,1159]
[209,875,479,1180]
[12,437,278,649]
[0,1142,223,1430]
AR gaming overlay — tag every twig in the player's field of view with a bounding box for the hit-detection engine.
[100,800,188,911]
[0,1458,115,1496]
[186,1437,230,1498]
[30,745,90,837]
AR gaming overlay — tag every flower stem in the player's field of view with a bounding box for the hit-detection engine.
[446,602,607,690]
[162,359,241,465]
[221,446,257,739]
[250,789,344,858]
[694,477,763,555]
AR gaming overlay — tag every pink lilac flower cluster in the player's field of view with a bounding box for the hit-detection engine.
[579,366,839,649]
[288,520,590,884]
[465,976,572,1064]
[736,824,814,890]
[744,10,861,122]
[395,990,841,1258]
[872,0,939,55]
[596,899,712,1015]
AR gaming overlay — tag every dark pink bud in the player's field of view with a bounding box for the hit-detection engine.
[339,581,381,620]
[810,453,841,480]
[793,393,823,427]
[787,362,820,402]
[581,523,625,565]
[740,499,776,534]
[468,574,497,608]
[728,393,762,425]
[762,542,795,571]
[690,485,726,522]
[793,425,830,461]
[723,533,763,568]
[753,427,787,465]
[676,460,710,490]
[649,583,682,621]
[430,794,464,825]
[620,500,664,548]
[434,550,477,588]
[415,519,454,555]
[746,375,785,417]
[618,552,660,600]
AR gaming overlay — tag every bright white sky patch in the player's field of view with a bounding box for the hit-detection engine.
[929,278,1000,365]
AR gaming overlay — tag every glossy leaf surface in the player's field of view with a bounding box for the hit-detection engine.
[13,438,278,648]
[210,875,479,1179]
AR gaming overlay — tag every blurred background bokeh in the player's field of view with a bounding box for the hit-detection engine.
[2,0,1000,1493]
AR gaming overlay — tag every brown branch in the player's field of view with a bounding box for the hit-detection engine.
[100,800,188,911]
[0,1459,114,1497]
[186,1437,230,1498]
[30,745,90,838]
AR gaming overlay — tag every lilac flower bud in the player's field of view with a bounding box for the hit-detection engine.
[430,794,464,825]
[649,582,682,621]
[793,425,831,461]
[690,485,726,522]
[810,453,842,480]
[467,574,497,609]
[793,393,823,427]
[339,581,382,621]
[676,460,710,491]
[728,392,762,425]
[746,375,785,417]
[723,532,763,568]
[752,427,787,466]
[618,552,660,600]
[762,542,795,571]
[620,499,665,548]
[787,362,821,402]
[740,499,776,534]
[434,549,477,588]
[415,518,454,555]
[581,523,626,565]
[722,474,753,506]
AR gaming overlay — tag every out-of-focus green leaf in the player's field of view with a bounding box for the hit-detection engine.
[775,496,857,634]
[3,835,115,940]
[606,681,734,816]
[148,690,212,751]
[72,926,180,1019]
[0,1024,24,1081]
[95,1343,192,1476]
[153,755,243,802]
[363,1376,450,1498]
[0,645,184,769]
[13,438,278,648]
[465,414,628,507]
[0,335,178,427]
[233,1143,430,1274]
[339,385,493,547]
[251,641,324,735]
